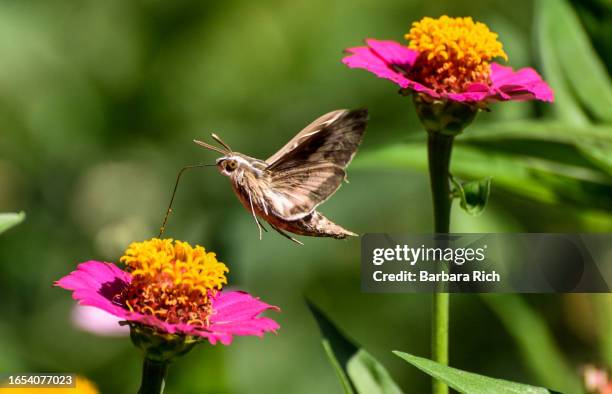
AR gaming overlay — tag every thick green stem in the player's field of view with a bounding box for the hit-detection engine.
[137,358,169,394]
[427,132,453,233]
[427,131,454,394]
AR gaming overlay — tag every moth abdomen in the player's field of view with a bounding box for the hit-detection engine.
[267,210,357,239]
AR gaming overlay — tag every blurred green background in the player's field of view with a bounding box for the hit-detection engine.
[0,0,611,393]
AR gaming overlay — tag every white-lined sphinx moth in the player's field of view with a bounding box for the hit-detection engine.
[192,109,368,244]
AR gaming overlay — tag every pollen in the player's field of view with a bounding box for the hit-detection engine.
[405,16,508,93]
[119,238,228,327]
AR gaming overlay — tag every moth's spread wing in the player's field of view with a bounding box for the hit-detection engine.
[263,109,368,220]
[266,109,368,171]
[266,109,363,167]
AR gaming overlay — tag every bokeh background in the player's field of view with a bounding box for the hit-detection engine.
[0,0,611,392]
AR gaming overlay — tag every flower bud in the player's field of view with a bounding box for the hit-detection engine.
[412,93,479,135]
[129,323,198,363]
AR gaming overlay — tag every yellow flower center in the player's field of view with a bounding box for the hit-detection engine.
[119,238,228,327]
[405,16,508,93]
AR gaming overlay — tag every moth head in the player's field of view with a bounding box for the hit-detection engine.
[216,156,240,176]
[193,133,235,174]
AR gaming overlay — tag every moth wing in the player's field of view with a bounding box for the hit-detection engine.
[265,109,346,166]
[263,162,346,220]
[263,109,368,220]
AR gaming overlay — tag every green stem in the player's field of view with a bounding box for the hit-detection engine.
[427,131,454,394]
[137,358,169,394]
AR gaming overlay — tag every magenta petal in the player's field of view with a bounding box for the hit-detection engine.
[343,45,411,87]
[490,63,554,102]
[56,261,132,318]
[365,39,419,69]
[204,291,280,345]
[342,39,436,96]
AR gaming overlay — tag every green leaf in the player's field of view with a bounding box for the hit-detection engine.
[459,122,612,144]
[464,121,612,176]
[482,295,583,394]
[459,122,612,176]
[307,301,403,394]
[576,140,612,175]
[393,351,553,394]
[409,121,612,176]
[354,143,612,210]
[0,212,25,235]
[546,0,612,123]
[536,0,589,125]
[593,295,612,369]
[451,176,491,216]
[309,301,355,394]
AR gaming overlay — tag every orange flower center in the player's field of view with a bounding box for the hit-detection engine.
[119,238,228,327]
[405,16,507,93]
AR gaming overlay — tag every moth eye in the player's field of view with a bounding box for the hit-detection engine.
[225,160,238,172]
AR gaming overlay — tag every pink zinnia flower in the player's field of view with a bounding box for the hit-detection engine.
[343,16,553,104]
[56,238,279,346]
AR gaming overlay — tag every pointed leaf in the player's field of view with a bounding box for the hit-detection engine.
[576,140,612,175]
[393,351,553,394]
[451,176,491,216]
[536,0,589,125]
[0,212,25,235]
[548,0,612,123]
[593,295,612,368]
[307,301,403,394]
[308,300,356,394]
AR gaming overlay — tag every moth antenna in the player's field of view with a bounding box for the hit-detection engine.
[211,133,232,152]
[193,139,227,155]
[159,163,216,237]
